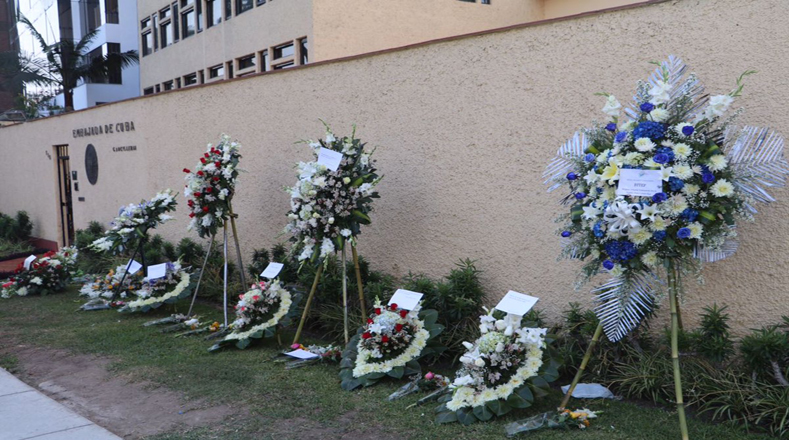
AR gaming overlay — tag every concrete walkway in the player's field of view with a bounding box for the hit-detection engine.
[0,368,121,440]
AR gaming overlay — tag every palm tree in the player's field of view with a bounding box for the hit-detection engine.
[0,15,139,111]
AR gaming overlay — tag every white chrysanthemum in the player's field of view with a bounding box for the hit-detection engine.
[623,152,644,166]
[674,123,694,137]
[710,179,734,197]
[649,108,669,122]
[634,137,656,152]
[673,164,693,180]
[683,184,700,196]
[688,222,704,239]
[641,251,659,267]
[643,158,658,168]
[664,194,689,215]
[708,155,728,172]
[629,228,651,246]
[673,143,691,160]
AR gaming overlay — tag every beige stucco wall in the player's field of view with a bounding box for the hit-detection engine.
[312,0,543,61]
[542,0,644,19]
[2,0,788,334]
[138,0,313,90]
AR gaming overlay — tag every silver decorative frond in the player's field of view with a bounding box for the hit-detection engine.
[694,238,739,263]
[726,126,789,205]
[544,131,587,192]
[561,236,588,259]
[593,272,658,342]
[624,55,706,120]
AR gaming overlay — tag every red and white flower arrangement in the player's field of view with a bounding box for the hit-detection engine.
[1,247,77,298]
[183,135,242,238]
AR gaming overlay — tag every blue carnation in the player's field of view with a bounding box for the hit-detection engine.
[593,222,604,238]
[669,177,685,192]
[602,260,615,270]
[652,231,667,241]
[633,121,666,141]
[567,172,578,181]
[614,131,628,143]
[605,240,638,262]
[702,172,716,184]
[605,123,617,132]
[652,192,668,203]
[561,231,572,238]
[575,192,586,200]
[654,153,670,164]
[677,228,692,239]
[656,147,675,162]
[682,125,695,136]
[680,208,698,222]
[640,102,655,113]
[585,153,596,162]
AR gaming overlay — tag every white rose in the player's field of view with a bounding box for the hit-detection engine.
[601,95,621,117]
[705,94,734,118]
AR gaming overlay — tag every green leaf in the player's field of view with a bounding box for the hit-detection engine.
[429,324,444,338]
[339,357,354,368]
[472,404,494,421]
[404,360,421,376]
[485,399,510,417]
[236,338,250,350]
[341,378,362,391]
[435,411,458,424]
[517,385,534,404]
[387,366,404,379]
[506,393,530,409]
[457,407,477,425]
[351,176,364,187]
[420,309,438,327]
[351,210,371,224]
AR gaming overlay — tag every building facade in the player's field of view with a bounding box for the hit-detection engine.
[0,0,19,112]
[137,0,642,95]
[12,0,140,110]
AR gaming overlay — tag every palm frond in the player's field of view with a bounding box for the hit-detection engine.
[593,271,659,342]
[694,238,739,263]
[624,55,706,120]
[725,126,789,208]
[544,131,587,192]
[560,236,588,260]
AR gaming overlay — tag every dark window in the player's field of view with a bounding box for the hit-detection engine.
[160,21,171,47]
[225,0,232,19]
[85,0,101,32]
[155,84,161,92]
[273,61,294,70]
[299,38,308,65]
[182,9,195,38]
[141,18,150,29]
[143,87,154,95]
[153,16,159,49]
[163,80,174,91]
[236,0,253,14]
[184,73,197,86]
[257,0,265,5]
[273,42,294,60]
[196,0,203,31]
[172,3,179,41]
[482,0,490,4]
[160,7,171,19]
[175,78,181,88]
[260,50,269,71]
[226,61,233,78]
[207,0,221,27]
[238,54,255,70]
[208,64,224,78]
[105,0,119,24]
[198,70,204,83]
[107,43,122,84]
[142,31,153,56]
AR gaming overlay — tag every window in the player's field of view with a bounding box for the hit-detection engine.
[207,0,221,27]
[273,61,294,70]
[142,31,153,56]
[198,71,205,84]
[482,0,490,4]
[105,0,119,24]
[226,61,234,78]
[84,0,101,33]
[180,0,193,6]
[153,16,159,49]
[160,20,171,47]
[299,38,308,65]
[208,64,224,79]
[238,54,255,70]
[273,42,294,60]
[225,0,232,19]
[175,78,181,88]
[141,18,150,30]
[257,0,266,5]
[172,3,180,42]
[259,49,269,72]
[143,87,154,95]
[183,73,197,86]
[196,0,203,32]
[163,80,174,91]
[236,0,253,14]
[155,84,161,93]
[107,43,122,84]
[160,7,171,19]
[181,8,195,38]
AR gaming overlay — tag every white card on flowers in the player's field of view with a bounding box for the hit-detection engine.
[616,169,663,197]
[317,147,343,172]
[388,289,423,311]
[260,262,284,279]
[126,259,142,275]
[285,349,319,360]
[495,291,539,316]
[23,255,36,270]
[147,263,167,280]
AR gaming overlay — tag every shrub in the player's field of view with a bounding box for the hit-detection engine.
[740,323,789,386]
[246,243,299,284]
[74,221,118,274]
[0,210,33,243]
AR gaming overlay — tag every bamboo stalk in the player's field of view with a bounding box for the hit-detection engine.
[342,245,349,344]
[186,234,215,317]
[559,322,603,410]
[669,263,690,440]
[292,264,324,345]
[228,203,247,289]
[222,223,229,328]
[351,244,367,319]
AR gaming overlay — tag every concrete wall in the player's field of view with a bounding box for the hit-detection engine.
[311,0,543,61]
[2,0,788,334]
[138,0,313,90]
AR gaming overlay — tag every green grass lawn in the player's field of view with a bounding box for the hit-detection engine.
[0,287,772,440]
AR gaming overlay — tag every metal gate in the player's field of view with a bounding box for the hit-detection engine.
[55,145,74,246]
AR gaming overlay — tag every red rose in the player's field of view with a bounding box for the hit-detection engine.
[390,303,398,310]
[183,168,191,173]
[367,318,373,324]
[215,161,221,167]
[374,308,381,315]
[197,171,204,176]
[400,310,408,318]
[205,187,213,193]
[381,335,389,343]
[202,206,209,212]
[239,294,244,299]
[204,153,210,158]
[194,192,201,197]
[189,212,195,218]
[187,200,194,207]
[200,158,206,164]
[213,176,220,182]
[395,324,403,332]
[362,332,372,339]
